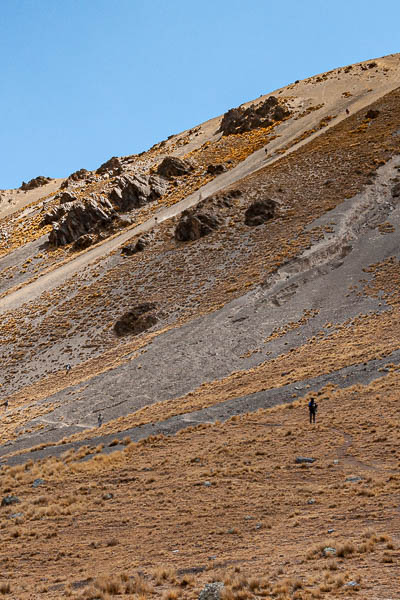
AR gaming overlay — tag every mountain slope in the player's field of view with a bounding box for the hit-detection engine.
[0,54,399,599]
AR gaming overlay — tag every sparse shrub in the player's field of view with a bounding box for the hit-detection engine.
[152,566,177,585]
[336,542,355,558]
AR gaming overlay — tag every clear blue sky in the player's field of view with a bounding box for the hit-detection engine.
[0,0,398,189]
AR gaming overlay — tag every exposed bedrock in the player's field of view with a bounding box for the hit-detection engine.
[48,197,115,246]
[96,156,123,176]
[20,175,53,191]
[109,174,168,211]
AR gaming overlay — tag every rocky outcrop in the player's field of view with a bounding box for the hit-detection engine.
[48,197,115,246]
[109,174,167,211]
[114,303,158,336]
[57,191,78,205]
[219,96,290,136]
[157,156,193,178]
[244,198,276,226]
[121,234,152,256]
[20,176,52,191]
[96,156,123,176]
[175,210,221,242]
[41,193,80,226]
[60,168,90,189]
[45,169,166,246]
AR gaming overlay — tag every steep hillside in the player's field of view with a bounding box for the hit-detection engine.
[0,54,399,599]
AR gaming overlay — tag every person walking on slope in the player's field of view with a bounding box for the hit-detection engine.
[308,397,318,424]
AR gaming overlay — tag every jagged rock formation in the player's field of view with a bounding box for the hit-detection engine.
[60,168,90,189]
[109,174,167,211]
[48,197,115,246]
[114,303,158,336]
[157,156,193,178]
[45,172,167,246]
[57,191,78,205]
[219,96,290,136]
[244,198,276,226]
[20,176,52,191]
[175,210,221,242]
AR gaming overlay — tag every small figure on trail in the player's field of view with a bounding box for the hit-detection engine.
[98,413,103,428]
[308,398,318,424]
[4,400,8,409]
[346,108,350,115]
[66,363,71,375]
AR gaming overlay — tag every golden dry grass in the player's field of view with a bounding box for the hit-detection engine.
[0,370,399,598]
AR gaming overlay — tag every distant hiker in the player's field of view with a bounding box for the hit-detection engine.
[308,398,318,424]
[66,363,71,375]
[346,108,350,115]
[3,400,8,410]
[98,413,103,428]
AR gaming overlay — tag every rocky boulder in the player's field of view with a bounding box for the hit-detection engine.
[20,176,52,191]
[114,303,158,337]
[207,163,227,175]
[48,197,115,246]
[244,198,276,226]
[175,211,221,242]
[219,96,290,136]
[157,156,193,178]
[365,109,380,119]
[96,156,123,176]
[109,174,167,211]
[121,234,152,256]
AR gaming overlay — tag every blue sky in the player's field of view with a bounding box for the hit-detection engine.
[0,0,398,189]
